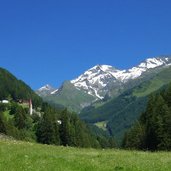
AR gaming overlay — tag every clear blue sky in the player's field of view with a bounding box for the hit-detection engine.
[0,0,171,89]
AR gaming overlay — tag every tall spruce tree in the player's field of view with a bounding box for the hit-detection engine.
[14,106,27,130]
[59,109,70,146]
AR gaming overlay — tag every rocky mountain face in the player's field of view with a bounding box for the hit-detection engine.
[37,57,171,112]
[40,81,95,113]
[36,84,56,96]
[71,57,171,99]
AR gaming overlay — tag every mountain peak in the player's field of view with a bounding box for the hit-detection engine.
[39,84,54,91]
[91,64,117,71]
[37,84,55,96]
[139,57,170,69]
[71,64,120,99]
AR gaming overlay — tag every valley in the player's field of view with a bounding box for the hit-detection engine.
[37,57,171,112]
[1,1,171,170]
[0,54,171,170]
[37,57,171,142]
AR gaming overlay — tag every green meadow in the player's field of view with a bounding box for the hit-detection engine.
[0,139,171,171]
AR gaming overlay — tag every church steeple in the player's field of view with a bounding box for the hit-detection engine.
[29,99,33,115]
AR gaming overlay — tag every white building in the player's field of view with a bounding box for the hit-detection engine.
[1,100,9,104]
[57,120,62,125]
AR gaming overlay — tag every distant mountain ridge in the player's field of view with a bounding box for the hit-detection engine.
[71,57,171,99]
[37,56,171,112]
[37,84,56,96]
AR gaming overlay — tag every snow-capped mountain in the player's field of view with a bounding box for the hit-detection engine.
[71,65,121,99]
[36,84,55,96]
[37,56,171,112]
[71,57,171,99]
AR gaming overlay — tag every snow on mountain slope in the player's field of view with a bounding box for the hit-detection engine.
[50,89,59,95]
[119,57,170,81]
[71,57,171,99]
[71,65,120,99]
[39,84,54,91]
[37,84,55,96]
[37,57,171,100]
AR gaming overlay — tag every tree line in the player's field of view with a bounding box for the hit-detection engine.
[0,101,115,148]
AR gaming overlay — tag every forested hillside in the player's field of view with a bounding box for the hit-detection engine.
[0,68,42,107]
[80,66,171,141]
[123,83,171,151]
[0,67,115,148]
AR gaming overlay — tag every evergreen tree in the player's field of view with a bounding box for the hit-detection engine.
[0,112,7,134]
[163,83,171,107]
[59,109,70,146]
[14,106,27,130]
[36,107,60,145]
[122,121,145,150]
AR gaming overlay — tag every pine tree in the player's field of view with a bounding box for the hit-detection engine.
[14,106,27,130]
[36,108,60,145]
[59,109,70,146]
[163,83,171,107]
[0,112,7,134]
[122,121,145,150]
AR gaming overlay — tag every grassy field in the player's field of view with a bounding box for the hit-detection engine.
[94,121,108,131]
[0,139,171,171]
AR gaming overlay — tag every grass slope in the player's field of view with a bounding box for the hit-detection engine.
[94,121,108,131]
[0,139,171,171]
[133,66,171,97]
[44,81,95,113]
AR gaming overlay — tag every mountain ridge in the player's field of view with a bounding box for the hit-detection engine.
[37,56,171,112]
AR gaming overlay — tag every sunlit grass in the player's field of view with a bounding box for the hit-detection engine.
[94,121,108,131]
[0,139,171,171]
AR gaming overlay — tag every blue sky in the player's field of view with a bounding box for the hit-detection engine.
[0,0,171,89]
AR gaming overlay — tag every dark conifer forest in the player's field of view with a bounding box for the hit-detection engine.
[123,83,171,151]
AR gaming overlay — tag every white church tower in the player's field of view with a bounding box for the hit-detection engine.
[29,99,33,115]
